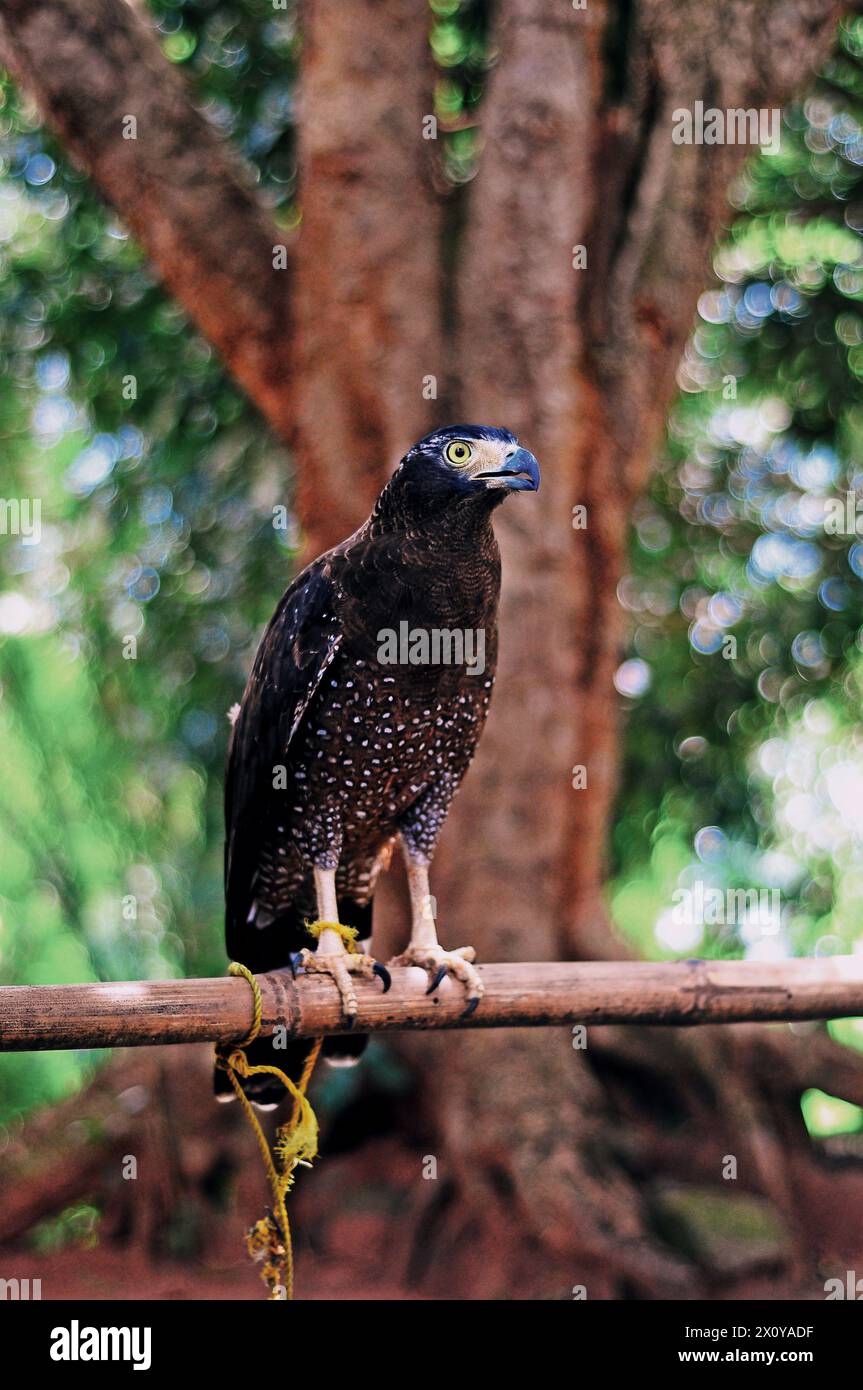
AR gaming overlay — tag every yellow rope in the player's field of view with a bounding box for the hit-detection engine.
[305,918,361,952]
[227,960,263,1046]
[215,961,322,1301]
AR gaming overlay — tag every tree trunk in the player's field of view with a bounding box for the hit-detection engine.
[3,0,862,1299]
[285,0,858,1296]
[291,0,444,550]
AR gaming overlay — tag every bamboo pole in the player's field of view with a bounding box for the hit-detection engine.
[1,957,863,1051]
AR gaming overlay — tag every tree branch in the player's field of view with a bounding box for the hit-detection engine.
[0,0,293,439]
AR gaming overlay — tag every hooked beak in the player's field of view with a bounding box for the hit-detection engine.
[474,446,541,493]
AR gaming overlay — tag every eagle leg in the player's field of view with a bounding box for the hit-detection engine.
[297,866,388,1027]
[388,842,484,1017]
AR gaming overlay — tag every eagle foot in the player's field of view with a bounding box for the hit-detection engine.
[297,948,390,1027]
[388,945,484,1017]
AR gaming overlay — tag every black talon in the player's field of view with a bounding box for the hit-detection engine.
[461,996,481,1020]
[343,1012,355,1031]
[426,964,448,995]
[373,962,392,993]
[287,952,304,978]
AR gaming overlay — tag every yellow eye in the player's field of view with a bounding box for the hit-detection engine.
[445,440,472,465]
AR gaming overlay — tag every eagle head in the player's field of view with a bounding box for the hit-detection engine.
[400,425,541,503]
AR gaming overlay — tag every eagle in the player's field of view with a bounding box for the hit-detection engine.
[216,424,540,1105]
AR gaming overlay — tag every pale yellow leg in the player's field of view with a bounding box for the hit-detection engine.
[298,866,382,1024]
[389,842,484,1014]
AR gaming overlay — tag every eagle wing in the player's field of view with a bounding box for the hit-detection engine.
[224,560,342,951]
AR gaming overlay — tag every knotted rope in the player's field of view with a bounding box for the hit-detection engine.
[214,958,322,1301]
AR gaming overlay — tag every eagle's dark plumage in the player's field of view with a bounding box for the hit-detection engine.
[217,425,540,1105]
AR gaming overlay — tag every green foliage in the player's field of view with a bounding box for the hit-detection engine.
[611,20,863,983]
[27,1201,100,1253]
[801,1087,863,1137]
[430,0,491,184]
[0,3,303,1123]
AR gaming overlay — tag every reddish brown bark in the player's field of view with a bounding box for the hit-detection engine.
[291,0,444,552]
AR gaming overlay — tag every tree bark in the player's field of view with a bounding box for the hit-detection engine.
[291,0,444,552]
[1,0,860,1300]
[394,0,851,1295]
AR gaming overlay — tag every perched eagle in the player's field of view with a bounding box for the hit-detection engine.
[217,424,540,1105]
